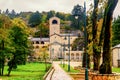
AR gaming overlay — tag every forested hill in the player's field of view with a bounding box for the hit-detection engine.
[0,9,84,37]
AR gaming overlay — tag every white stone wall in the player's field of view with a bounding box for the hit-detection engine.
[112,48,120,67]
[64,51,83,61]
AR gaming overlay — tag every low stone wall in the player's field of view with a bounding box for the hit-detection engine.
[70,73,92,80]
[70,69,120,80]
[71,67,120,80]
[71,73,120,80]
[43,66,54,80]
[92,74,120,80]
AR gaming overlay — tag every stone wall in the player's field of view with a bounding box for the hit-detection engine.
[92,74,120,80]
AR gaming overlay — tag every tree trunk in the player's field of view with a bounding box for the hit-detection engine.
[82,53,90,68]
[99,0,118,74]
[92,0,101,71]
[0,61,1,76]
[1,40,5,76]
[8,66,12,76]
[1,58,5,76]
[93,49,101,70]
[7,56,16,76]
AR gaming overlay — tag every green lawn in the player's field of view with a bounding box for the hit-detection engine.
[112,67,120,73]
[1,62,51,80]
[60,64,80,73]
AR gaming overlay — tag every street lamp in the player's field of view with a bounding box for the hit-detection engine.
[84,1,88,80]
[59,47,63,64]
[72,1,88,80]
[63,43,65,67]
[64,33,70,72]
[52,48,54,63]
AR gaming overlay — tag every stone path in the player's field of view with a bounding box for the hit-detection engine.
[46,61,73,80]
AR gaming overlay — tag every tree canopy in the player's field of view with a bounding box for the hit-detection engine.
[112,16,120,46]
[28,11,42,27]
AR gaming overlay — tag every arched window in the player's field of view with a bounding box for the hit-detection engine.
[52,20,58,24]
[36,41,39,44]
[41,41,44,44]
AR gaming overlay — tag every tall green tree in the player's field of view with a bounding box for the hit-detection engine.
[7,18,31,76]
[9,9,16,19]
[0,14,12,76]
[28,11,42,27]
[99,0,118,74]
[112,16,120,46]
[5,9,9,15]
[72,4,84,29]
[56,12,66,20]
[46,10,55,20]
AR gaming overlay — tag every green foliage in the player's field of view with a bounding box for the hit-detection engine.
[46,10,55,20]
[9,10,16,19]
[0,14,13,75]
[72,37,84,51]
[28,11,42,27]
[34,23,49,37]
[7,18,32,76]
[56,12,66,20]
[71,4,84,29]
[112,16,120,46]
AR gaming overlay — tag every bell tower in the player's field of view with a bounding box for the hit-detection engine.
[49,17,60,36]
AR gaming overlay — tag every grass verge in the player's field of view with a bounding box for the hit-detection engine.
[59,64,80,73]
[0,62,51,80]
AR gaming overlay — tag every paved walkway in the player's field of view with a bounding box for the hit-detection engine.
[50,61,73,80]
[45,61,81,80]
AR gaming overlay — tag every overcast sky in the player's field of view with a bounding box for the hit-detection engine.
[0,0,120,17]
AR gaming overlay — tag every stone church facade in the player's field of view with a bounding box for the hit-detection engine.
[31,17,83,61]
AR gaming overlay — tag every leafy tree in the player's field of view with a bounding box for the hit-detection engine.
[34,23,49,37]
[71,37,84,51]
[28,11,42,27]
[9,9,16,19]
[0,14,12,76]
[46,10,55,20]
[71,4,84,29]
[112,16,120,46]
[5,9,9,15]
[40,45,49,71]
[99,0,118,74]
[41,11,47,23]
[7,18,31,76]
[56,12,66,20]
